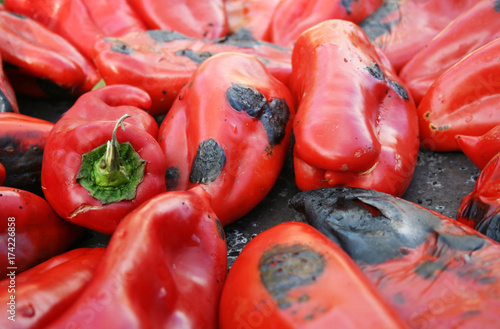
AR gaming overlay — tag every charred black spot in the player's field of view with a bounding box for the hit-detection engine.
[415,259,447,279]
[340,0,358,15]
[495,0,500,13]
[110,41,134,55]
[259,244,325,309]
[216,28,288,51]
[175,49,213,65]
[261,98,290,146]
[37,79,72,99]
[393,292,405,305]
[366,63,409,100]
[165,167,180,189]
[458,198,500,242]
[227,83,266,115]
[0,89,15,113]
[438,233,486,252]
[359,0,401,41]
[147,30,191,43]
[190,138,225,184]
[7,12,27,19]
[215,218,225,241]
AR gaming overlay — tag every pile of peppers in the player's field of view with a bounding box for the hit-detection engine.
[2,0,500,328]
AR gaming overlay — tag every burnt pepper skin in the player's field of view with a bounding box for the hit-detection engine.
[359,0,477,71]
[46,187,227,329]
[0,187,86,277]
[289,20,419,196]
[219,221,409,329]
[158,52,294,226]
[267,0,383,48]
[0,247,105,329]
[93,28,292,116]
[41,85,166,234]
[456,125,500,170]
[400,0,500,105]
[418,38,500,152]
[290,187,500,328]
[0,113,54,196]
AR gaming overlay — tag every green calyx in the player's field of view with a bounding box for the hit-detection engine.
[77,115,146,205]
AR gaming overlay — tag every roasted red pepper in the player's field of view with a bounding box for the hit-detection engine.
[268,0,382,48]
[158,52,294,226]
[418,38,500,152]
[128,0,227,39]
[94,29,292,116]
[220,221,409,328]
[0,112,54,195]
[0,53,18,113]
[289,20,418,196]
[399,0,500,104]
[0,10,100,97]
[291,187,500,328]
[456,125,500,170]
[41,85,166,234]
[457,153,500,242]
[4,0,147,60]
[0,247,105,328]
[0,187,86,277]
[0,162,5,185]
[359,0,477,71]
[47,187,227,329]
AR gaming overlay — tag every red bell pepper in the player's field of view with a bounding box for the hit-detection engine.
[418,38,500,152]
[289,19,419,196]
[47,187,227,329]
[128,0,227,39]
[0,186,86,277]
[0,162,5,185]
[359,0,477,71]
[0,112,54,195]
[0,247,105,328]
[0,54,18,113]
[41,85,166,234]
[0,10,100,97]
[456,124,500,170]
[158,52,294,226]
[220,221,409,328]
[400,0,500,105]
[225,0,282,41]
[94,29,292,116]
[267,0,382,48]
[291,187,500,328]
[457,153,500,242]
[4,0,147,60]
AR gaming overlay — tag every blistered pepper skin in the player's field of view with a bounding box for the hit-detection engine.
[291,187,500,328]
[289,19,418,196]
[158,52,294,226]
[220,221,409,329]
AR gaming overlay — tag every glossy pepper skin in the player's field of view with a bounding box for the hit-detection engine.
[0,54,18,113]
[4,0,147,60]
[0,187,86,277]
[456,125,500,170]
[94,29,292,116]
[158,52,294,226]
[128,0,227,39]
[291,187,500,328]
[0,11,100,98]
[0,247,105,329]
[457,153,500,242]
[47,187,227,329]
[0,163,5,185]
[220,221,409,329]
[359,0,477,71]
[0,113,54,196]
[399,0,500,105]
[268,0,382,48]
[418,38,500,152]
[289,20,418,196]
[42,85,166,234]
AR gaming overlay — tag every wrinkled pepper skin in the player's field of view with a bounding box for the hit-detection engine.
[268,0,382,48]
[94,29,292,116]
[4,0,147,60]
[0,113,54,195]
[0,247,105,329]
[456,125,500,170]
[418,38,500,152]
[158,52,294,226]
[0,187,86,277]
[291,187,500,328]
[457,153,500,242]
[128,0,227,39]
[220,221,409,329]
[42,85,166,234]
[399,0,500,105]
[0,11,100,97]
[359,0,477,71]
[0,54,18,113]
[289,20,418,196]
[47,188,227,329]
